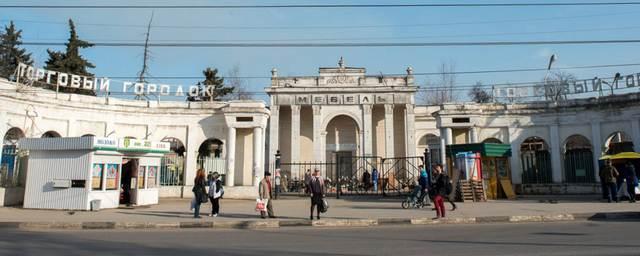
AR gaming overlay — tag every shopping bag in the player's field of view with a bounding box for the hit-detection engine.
[255,199,266,212]
[190,197,196,211]
[320,199,329,213]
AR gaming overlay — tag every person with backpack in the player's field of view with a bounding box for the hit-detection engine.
[208,172,224,217]
[432,165,451,219]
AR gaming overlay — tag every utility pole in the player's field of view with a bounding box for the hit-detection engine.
[135,11,154,100]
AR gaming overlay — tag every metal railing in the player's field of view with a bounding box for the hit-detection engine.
[160,154,185,186]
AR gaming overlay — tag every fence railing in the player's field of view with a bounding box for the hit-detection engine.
[197,157,227,185]
[160,154,185,186]
[0,148,27,188]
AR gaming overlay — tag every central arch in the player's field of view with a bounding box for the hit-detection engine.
[324,115,360,181]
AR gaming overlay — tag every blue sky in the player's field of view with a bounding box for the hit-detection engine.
[2,0,640,103]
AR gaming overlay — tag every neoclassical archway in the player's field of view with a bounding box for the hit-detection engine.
[563,134,595,183]
[324,115,360,180]
[604,131,633,155]
[520,136,552,184]
[418,133,442,165]
[41,130,61,138]
[161,137,186,186]
[2,127,26,181]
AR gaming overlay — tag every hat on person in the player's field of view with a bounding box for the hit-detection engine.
[264,171,272,176]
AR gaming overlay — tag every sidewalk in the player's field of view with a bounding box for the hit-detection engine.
[0,196,638,230]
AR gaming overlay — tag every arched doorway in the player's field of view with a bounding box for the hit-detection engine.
[160,137,186,186]
[604,131,633,155]
[325,115,359,182]
[520,137,552,184]
[41,131,61,138]
[418,134,442,165]
[564,135,595,183]
[2,128,26,185]
[197,138,225,180]
[483,138,503,144]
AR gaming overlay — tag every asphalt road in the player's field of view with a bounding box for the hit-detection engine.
[1,221,639,256]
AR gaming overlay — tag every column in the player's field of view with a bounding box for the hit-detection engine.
[632,119,640,153]
[268,105,280,174]
[313,105,323,161]
[290,105,301,163]
[443,128,453,172]
[253,127,263,186]
[439,129,447,169]
[184,125,199,186]
[384,104,395,158]
[226,127,236,187]
[404,104,416,157]
[549,124,563,183]
[66,118,76,137]
[445,127,453,146]
[320,132,327,163]
[363,105,373,156]
[591,122,603,182]
[469,127,478,143]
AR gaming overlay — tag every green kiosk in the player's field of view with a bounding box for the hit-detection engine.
[445,143,515,200]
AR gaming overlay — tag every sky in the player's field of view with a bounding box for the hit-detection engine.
[2,0,640,103]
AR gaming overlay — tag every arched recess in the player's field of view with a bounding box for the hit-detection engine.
[325,115,360,181]
[81,134,95,137]
[520,136,552,184]
[197,138,225,179]
[418,133,442,165]
[604,131,633,155]
[483,138,503,144]
[41,131,61,138]
[2,128,26,183]
[563,135,595,183]
[160,137,186,186]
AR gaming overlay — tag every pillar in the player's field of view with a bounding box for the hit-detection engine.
[440,129,447,168]
[313,105,323,161]
[67,118,76,137]
[591,122,603,182]
[363,105,373,156]
[384,104,395,158]
[291,105,301,164]
[184,125,199,186]
[268,105,280,174]
[320,131,327,163]
[469,127,478,143]
[549,124,563,183]
[253,127,263,186]
[632,119,640,153]
[404,104,416,157]
[226,127,236,187]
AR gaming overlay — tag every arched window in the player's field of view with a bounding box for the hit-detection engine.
[418,134,442,165]
[41,131,61,138]
[483,138,502,144]
[160,137,186,186]
[604,131,633,155]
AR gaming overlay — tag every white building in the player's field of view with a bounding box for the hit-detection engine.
[1,59,639,205]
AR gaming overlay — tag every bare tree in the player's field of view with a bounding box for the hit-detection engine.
[468,81,492,103]
[422,61,458,105]
[223,65,253,100]
[543,71,576,102]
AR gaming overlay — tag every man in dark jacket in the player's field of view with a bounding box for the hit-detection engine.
[431,166,450,219]
[309,169,325,220]
[600,160,620,203]
[418,165,431,206]
[624,161,637,203]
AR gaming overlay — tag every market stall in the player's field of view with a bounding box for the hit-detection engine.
[19,137,169,210]
[446,143,514,200]
[599,152,640,199]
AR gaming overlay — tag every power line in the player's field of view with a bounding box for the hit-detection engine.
[4,2,640,9]
[2,11,633,30]
[103,63,640,80]
[20,39,640,47]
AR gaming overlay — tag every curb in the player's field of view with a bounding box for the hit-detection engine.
[2,211,639,231]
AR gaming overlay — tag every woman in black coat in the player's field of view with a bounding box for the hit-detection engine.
[192,169,208,218]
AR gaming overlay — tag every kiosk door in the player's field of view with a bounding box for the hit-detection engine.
[120,158,139,206]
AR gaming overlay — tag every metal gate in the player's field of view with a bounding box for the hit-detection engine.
[564,149,595,183]
[160,153,185,186]
[278,162,336,195]
[336,156,382,196]
[521,150,552,184]
[381,157,423,196]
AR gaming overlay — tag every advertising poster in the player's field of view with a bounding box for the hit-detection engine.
[138,166,146,189]
[147,166,157,188]
[92,163,104,190]
[106,164,119,190]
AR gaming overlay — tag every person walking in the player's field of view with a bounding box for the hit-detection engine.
[308,169,326,220]
[418,165,431,206]
[274,169,282,200]
[192,169,208,218]
[207,172,223,217]
[624,161,637,203]
[362,169,371,191]
[600,160,620,203]
[372,168,379,192]
[431,165,451,219]
[258,171,276,219]
[431,164,457,211]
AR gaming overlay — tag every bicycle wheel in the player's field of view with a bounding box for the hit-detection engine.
[401,200,410,209]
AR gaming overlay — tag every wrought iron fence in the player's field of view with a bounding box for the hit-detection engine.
[0,147,27,188]
[521,150,553,184]
[381,157,423,196]
[564,149,595,183]
[160,154,185,186]
[197,157,227,185]
[278,162,336,195]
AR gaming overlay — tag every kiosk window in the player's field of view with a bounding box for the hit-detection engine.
[147,166,158,188]
[91,164,104,190]
[106,164,119,190]
[138,166,146,189]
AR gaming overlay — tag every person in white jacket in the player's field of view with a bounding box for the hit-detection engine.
[208,172,224,217]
